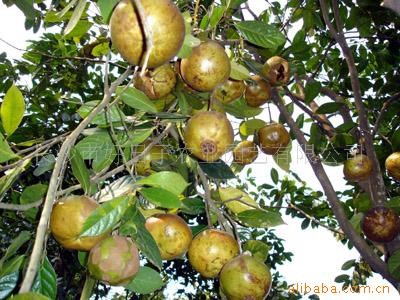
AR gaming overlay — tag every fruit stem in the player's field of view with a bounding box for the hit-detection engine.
[80,275,96,300]
[193,0,201,27]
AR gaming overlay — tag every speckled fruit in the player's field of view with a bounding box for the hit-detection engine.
[233,140,259,165]
[188,229,239,278]
[385,152,400,181]
[184,111,234,162]
[88,235,140,286]
[145,213,192,260]
[180,41,231,92]
[135,142,170,176]
[261,56,290,86]
[219,187,259,214]
[361,206,400,243]
[50,195,108,251]
[257,123,290,155]
[110,0,185,68]
[219,253,272,300]
[245,75,271,107]
[212,79,246,104]
[343,154,373,182]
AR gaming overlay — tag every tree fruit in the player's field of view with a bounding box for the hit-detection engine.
[361,206,400,243]
[180,41,231,92]
[385,152,400,181]
[110,0,185,68]
[184,111,234,162]
[244,75,271,107]
[135,142,170,176]
[188,229,239,278]
[261,56,290,86]
[88,235,140,285]
[343,154,373,182]
[257,123,290,155]
[10,292,50,300]
[218,187,259,214]
[212,79,246,104]
[50,195,108,251]
[145,213,192,260]
[219,253,272,300]
[233,140,258,165]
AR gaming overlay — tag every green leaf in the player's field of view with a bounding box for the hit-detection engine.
[14,0,36,19]
[31,257,57,300]
[336,122,357,133]
[64,0,87,35]
[1,84,25,136]
[334,274,350,283]
[223,97,263,119]
[116,128,154,148]
[235,21,285,48]
[0,255,25,277]
[0,159,30,201]
[243,240,270,262]
[69,147,91,194]
[273,141,292,172]
[0,133,18,163]
[0,231,30,270]
[181,197,205,215]
[387,196,400,214]
[341,259,356,271]
[139,187,182,209]
[239,119,266,136]
[350,213,363,234]
[65,20,92,38]
[55,0,78,19]
[137,171,188,195]
[316,102,344,114]
[237,209,285,228]
[209,6,226,29]
[33,155,55,176]
[353,193,372,213]
[77,252,88,267]
[117,86,157,113]
[80,196,130,237]
[388,250,400,280]
[97,0,119,23]
[230,61,250,80]
[77,100,124,125]
[0,271,19,299]
[304,81,321,104]
[199,160,236,179]
[177,34,201,59]
[20,184,47,221]
[391,128,400,151]
[125,266,164,294]
[270,168,279,184]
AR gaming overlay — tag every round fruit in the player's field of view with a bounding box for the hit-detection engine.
[135,142,170,176]
[385,152,400,181]
[110,0,185,68]
[343,154,373,182]
[212,79,246,104]
[184,111,234,162]
[188,229,239,278]
[134,64,177,99]
[50,195,109,251]
[244,75,271,107]
[88,235,140,286]
[257,123,290,155]
[145,213,192,260]
[261,56,290,86]
[180,41,231,92]
[218,187,259,214]
[220,253,272,300]
[361,206,400,243]
[233,140,258,165]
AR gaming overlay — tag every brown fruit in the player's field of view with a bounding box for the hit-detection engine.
[244,75,271,107]
[188,229,239,278]
[145,213,193,260]
[135,142,170,176]
[343,154,373,182]
[50,195,108,251]
[184,111,234,162]
[110,0,185,68]
[134,64,177,99]
[233,140,258,165]
[361,206,400,243]
[261,56,290,86]
[257,123,290,155]
[88,235,140,285]
[212,79,246,104]
[385,152,400,181]
[219,253,272,300]
[180,41,231,92]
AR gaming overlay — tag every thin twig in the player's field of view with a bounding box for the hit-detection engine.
[0,200,42,211]
[372,92,400,136]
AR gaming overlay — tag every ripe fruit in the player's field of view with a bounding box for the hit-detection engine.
[145,213,192,260]
[219,253,272,300]
[218,187,259,214]
[184,111,234,162]
[361,206,400,243]
[135,142,170,176]
[244,75,271,107]
[212,79,246,104]
[134,64,177,99]
[50,195,108,251]
[88,235,140,285]
[343,154,373,182]
[110,0,185,68]
[180,41,231,92]
[233,140,258,165]
[257,123,290,155]
[385,152,400,181]
[188,229,239,278]
[261,56,290,86]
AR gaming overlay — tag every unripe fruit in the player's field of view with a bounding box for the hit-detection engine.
[218,187,259,214]
[135,142,170,176]
[188,229,239,278]
[212,79,246,104]
[385,152,400,181]
[50,195,108,251]
[257,123,290,155]
[244,75,271,107]
[232,140,258,165]
[184,111,234,162]
[361,206,400,243]
[343,154,373,182]
[110,0,185,68]
[88,235,140,285]
[261,56,290,86]
[145,213,192,260]
[220,253,272,300]
[180,41,231,92]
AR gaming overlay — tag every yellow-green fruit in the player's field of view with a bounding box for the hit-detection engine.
[343,154,373,182]
[135,142,170,176]
[88,235,140,286]
[110,0,185,68]
[212,79,246,104]
[184,111,234,162]
[50,195,109,251]
[220,254,272,300]
[257,123,290,155]
[180,41,231,92]
[188,229,239,278]
[9,292,50,300]
[385,152,400,181]
[232,140,258,165]
[244,75,271,107]
[218,187,259,214]
[261,56,290,86]
[145,213,193,260]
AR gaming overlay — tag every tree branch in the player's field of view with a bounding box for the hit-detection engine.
[0,200,42,211]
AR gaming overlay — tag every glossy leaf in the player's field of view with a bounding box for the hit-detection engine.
[126,266,164,294]
[137,171,188,195]
[239,119,266,136]
[237,209,285,228]
[209,6,226,29]
[0,255,25,277]
[181,197,205,215]
[69,147,91,194]
[199,160,236,179]
[77,100,124,125]
[316,102,344,114]
[117,86,157,113]
[223,98,263,119]
[304,81,321,104]
[31,256,57,300]
[177,34,201,58]
[235,21,285,48]
[97,0,118,23]
[64,0,87,35]
[33,155,55,176]
[230,61,250,80]
[0,133,18,163]
[1,84,25,136]
[139,187,182,209]
[0,271,19,299]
